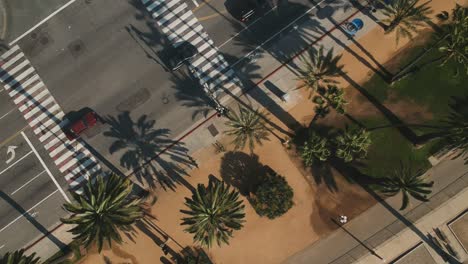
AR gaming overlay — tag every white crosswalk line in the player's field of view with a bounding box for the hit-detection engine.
[1,45,101,190]
[1,60,29,81]
[1,45,19,60]
[10,75,41,97]
[14,83,46,104]
[1,53,24,70]
[24,96,54,119]
[34,111,65,135]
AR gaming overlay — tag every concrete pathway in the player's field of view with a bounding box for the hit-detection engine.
[285,155,468,264]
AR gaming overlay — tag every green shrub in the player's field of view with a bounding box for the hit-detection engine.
[250,171,294,219]
[300,131,331,166]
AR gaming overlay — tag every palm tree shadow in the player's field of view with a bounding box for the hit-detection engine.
[0,191,67,249]
[170,70,216,120]
[331,161,460,263]
[103,112,196,191]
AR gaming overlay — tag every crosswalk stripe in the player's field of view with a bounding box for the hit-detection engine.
[34,110,64,135]
[13,82,45,104]
[1,60,29,81]
[5,67,35,88]
[0,45,20,60]
[29,104,60,128]
[1,53,24,70]
[159,4,187,24]
[10,75,40,97]
[24,95,54,119]
[55,144,84,165]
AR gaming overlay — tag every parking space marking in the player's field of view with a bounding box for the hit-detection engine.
[0,150,33,176]
[0,190,58,233]
[11,170,46,195]
[0,108,15,120]
[21,132,71,203]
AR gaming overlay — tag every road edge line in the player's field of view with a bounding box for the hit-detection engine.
[21,131,71,203]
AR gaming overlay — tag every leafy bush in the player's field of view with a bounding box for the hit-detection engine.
[334,127,371,162]
[250,171,294,219]
[300,131,331,166]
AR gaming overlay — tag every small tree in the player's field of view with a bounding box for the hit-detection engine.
[250,171,294,219]
[61,174,145,252]
[380,0,433,44]
[300,131,331,166]
[180,178,245,248]
[297,46,344,96]
[321,85,348,114]
[0,250,41,264]
[375,162,434,210]
[224,105,270,152]
[436,4,468,73]
[334,127,372,162]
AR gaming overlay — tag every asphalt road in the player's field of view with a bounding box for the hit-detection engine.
[2,0,72,43]
[0,127,70,255]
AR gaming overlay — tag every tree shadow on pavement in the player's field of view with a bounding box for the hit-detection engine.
[331,160,460,263]
[170,70,217,120]
[0,191,67,249]
[312,1,393,81]
[219,151,268,195]
[103,112,196,191]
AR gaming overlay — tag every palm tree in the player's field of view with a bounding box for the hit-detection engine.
[180,178,245,248]
[376,162,434,210]
[0,250,41,264]
[297,46,344,97]
[224,105,271,152]
[380,0,433,44]
[320,85,348,114]
[436,4,468,72]
[300,131,331,166]
[61,174,145,252]
[334,127,372,162]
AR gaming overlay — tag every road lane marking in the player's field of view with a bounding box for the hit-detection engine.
[0,151,33,176]
[0,244,4,249]
[11,170,46,195]
[0,190,59,233]
[0,108,15,120]
[21,132,71,203]
[229,0,328,70]
[197,10,229,22]
[218,0,327,50]
[9,0,79,46]
[0,125,29,149]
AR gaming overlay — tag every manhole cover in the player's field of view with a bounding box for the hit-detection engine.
[67,39,86,58]
[116,88,151,112]
[162,96,169,104]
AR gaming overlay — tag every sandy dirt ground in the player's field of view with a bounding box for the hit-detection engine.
[80,1,459,263]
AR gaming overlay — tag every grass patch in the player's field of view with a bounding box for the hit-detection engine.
[363,43,467,121]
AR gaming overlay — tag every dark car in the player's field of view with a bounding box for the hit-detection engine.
[167,42,198,71]
[65,111,98,140]
[225,0,263,22]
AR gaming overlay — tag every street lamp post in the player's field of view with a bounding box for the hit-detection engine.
[203,83,229,117]
[334,215,386,263]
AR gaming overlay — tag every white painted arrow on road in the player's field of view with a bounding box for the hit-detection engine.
[6,146,18,164]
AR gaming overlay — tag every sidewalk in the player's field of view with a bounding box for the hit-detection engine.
[284,156,468,264]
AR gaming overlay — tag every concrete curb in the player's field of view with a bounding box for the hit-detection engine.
[0,0,9,41]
